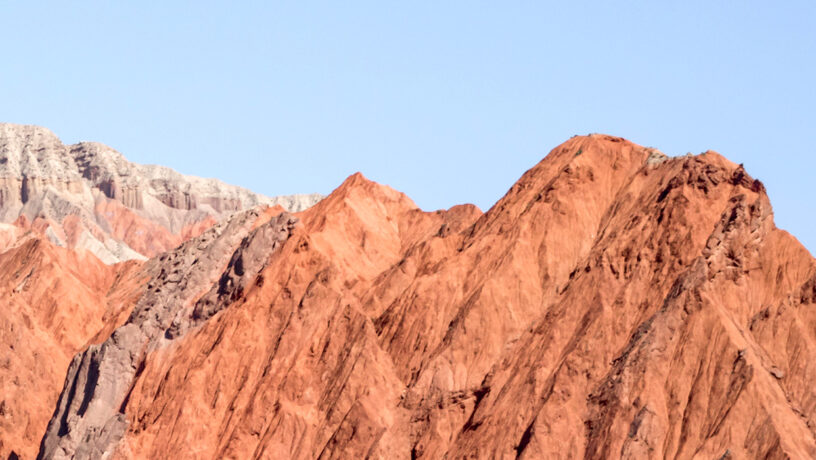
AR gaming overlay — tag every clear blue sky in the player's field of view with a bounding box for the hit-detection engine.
[2,2,815,251]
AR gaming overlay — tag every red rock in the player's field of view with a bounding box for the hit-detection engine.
[0,236,145,460]
[5,134,816,459]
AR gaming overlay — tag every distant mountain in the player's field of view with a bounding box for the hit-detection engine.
[0,123,322,263]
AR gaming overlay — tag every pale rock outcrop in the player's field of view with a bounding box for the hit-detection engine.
[0,123,322,262]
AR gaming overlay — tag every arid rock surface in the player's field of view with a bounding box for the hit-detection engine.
[0,234,145,460]
[0,123,322,263]
[3,133,816,459]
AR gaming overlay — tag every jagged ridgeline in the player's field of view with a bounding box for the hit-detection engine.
[2,132,816,459]
[0,123,322,263]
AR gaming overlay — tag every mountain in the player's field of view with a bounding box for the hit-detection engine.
[0,123,322,263]
[3,133,816,459]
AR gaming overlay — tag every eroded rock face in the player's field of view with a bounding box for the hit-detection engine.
[0,234,145,460]
[6,133,816,459]
[37,209,298,459]
[0,123,322,263]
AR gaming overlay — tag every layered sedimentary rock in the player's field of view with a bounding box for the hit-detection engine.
[0,123,322,263]
[5,133,816,459]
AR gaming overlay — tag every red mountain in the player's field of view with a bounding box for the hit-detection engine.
[3,134,815,459]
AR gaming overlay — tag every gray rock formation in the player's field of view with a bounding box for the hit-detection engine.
[0,123,322,262]
[37,209,298,459]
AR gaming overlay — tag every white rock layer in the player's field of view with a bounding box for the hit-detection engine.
[0,123,322,262]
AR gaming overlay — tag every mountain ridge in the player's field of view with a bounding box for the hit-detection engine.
[0,123,322,263]
[2,132,815,459]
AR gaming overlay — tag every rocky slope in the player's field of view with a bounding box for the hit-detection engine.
[0,123,322,263]
[3,133,816,459]
[0,234,146,460]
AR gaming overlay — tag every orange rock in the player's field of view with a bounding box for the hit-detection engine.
[7,134,816,459]
[0,236,145,460]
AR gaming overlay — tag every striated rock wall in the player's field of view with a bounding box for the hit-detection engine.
[0,123,322,262]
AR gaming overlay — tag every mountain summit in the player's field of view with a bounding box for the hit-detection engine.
[2,133,815,459]
[0,123,322,262]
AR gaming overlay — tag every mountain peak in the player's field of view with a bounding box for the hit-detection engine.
[318,171,417,211]
[4,132,816,459]
[0,122,60,140]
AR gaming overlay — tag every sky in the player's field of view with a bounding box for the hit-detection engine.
[1,2,815,251]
